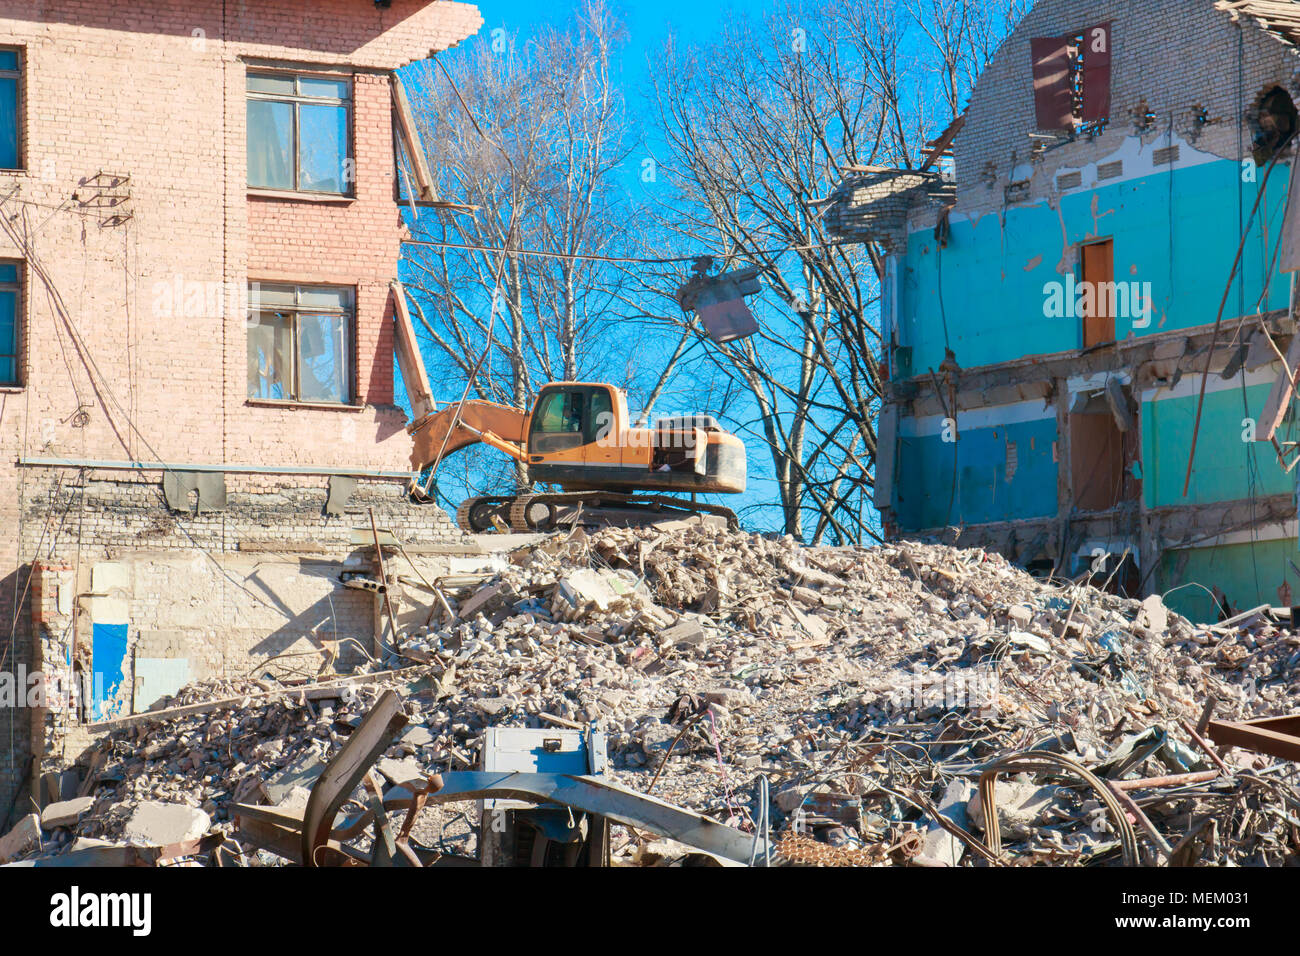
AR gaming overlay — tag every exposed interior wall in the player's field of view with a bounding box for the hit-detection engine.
[896,149,1293,377]
[896,406,1058,529]
[863,0,1300,627]
[1161,535,1300,622]
[1142,373,1292,507]
[4,469,464,823]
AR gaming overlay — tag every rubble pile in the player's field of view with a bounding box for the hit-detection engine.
[7,524,1300,866]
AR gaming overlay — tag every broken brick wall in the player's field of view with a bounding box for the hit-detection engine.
[864,0,1300,622]
[952,0,1297,218]
[7,470,468,819]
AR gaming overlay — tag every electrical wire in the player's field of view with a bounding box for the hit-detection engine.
[401,235,853,266]
[414,57,524,500]
[1181,49,1294,497]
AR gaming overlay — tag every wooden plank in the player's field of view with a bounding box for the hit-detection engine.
[920,114,965,171]
[1257,333,1300,441]
[873,402,898,510]
[391,74,436,201]
[391,280,435,420]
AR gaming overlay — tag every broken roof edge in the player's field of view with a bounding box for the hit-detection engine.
[821,166,955,249]
[227,1,485,73]
[1214,0,1300,54]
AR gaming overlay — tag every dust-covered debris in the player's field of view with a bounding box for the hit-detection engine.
[7,525,1300,866]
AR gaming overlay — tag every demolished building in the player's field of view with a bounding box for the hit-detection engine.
[827,0,1300,624]
[4,523,1298,867]
[0,0,486,825]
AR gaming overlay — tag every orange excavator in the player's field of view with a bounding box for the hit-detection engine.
[408,381,746,532]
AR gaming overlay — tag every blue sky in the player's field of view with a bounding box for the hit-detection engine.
[399,0,941,539]
[471,0,732,83]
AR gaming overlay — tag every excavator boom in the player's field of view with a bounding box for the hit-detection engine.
[408,400,529,471]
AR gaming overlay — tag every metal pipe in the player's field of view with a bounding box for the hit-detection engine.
[17,456,416,480]
[1111,770,1220,791]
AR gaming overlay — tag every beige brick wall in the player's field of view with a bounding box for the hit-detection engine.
[0,0,483,822]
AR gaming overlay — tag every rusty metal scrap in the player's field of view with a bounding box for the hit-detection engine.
[1207,713,1300,764]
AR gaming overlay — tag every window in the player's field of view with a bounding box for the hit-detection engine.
[247,72,352,194]
[529,386,604,453]
[247,283,354,404]
[0,261,19,385]
[0,47,20,170]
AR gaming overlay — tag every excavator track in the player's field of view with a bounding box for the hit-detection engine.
[456,496,515,533]
[504,491,737,533]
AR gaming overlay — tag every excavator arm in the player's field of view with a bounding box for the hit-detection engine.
[408,400,530,472]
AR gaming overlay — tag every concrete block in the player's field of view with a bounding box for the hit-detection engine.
[92,561,130,593]
[41,796,95,830]
[134,657,190,712]
[122,801,211,847]
[914,778,973,867]
[0,814,41,863]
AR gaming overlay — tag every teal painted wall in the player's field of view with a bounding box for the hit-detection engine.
[895,415,1058,529]
[1162,538,1299,624]
[897,156,1292,377]
[1143,382,1292,508]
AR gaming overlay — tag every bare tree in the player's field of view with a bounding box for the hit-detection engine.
[635,0,1026,543]
[400,0,1026,535]
[401,0,640,506]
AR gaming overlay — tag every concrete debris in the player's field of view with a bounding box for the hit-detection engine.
[0,814,40,863]
[914,778,972,868]
[10,525,1300,866]
[122,802,212,847]
[40,797,95,830]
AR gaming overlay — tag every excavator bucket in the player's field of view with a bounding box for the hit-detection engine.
[408,400,529,472]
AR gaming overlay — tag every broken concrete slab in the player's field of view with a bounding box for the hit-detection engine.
[264,749,326,806]
[1007,630,1051,654]
[1137,594,1169,633]
[913,778,972,867]
[552,569,646,620]
[969,780,1066,841]
[701,686,755,710]
[375,756,425,788]
[40,796,95,830]
[457,581,518,620]
[399,724,435,747]
[659,618,706,650]
[0,814,40,863]
[122,801,211,847]
[1007,604,1034,627]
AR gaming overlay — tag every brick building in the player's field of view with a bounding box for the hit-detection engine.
[0,1,483,823]
[829,0,1300,625]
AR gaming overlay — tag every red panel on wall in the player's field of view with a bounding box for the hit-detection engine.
[1031,36,1072,131]
[1081,22,1112,123]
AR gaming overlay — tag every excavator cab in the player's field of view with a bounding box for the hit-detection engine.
[529,384,614,455]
